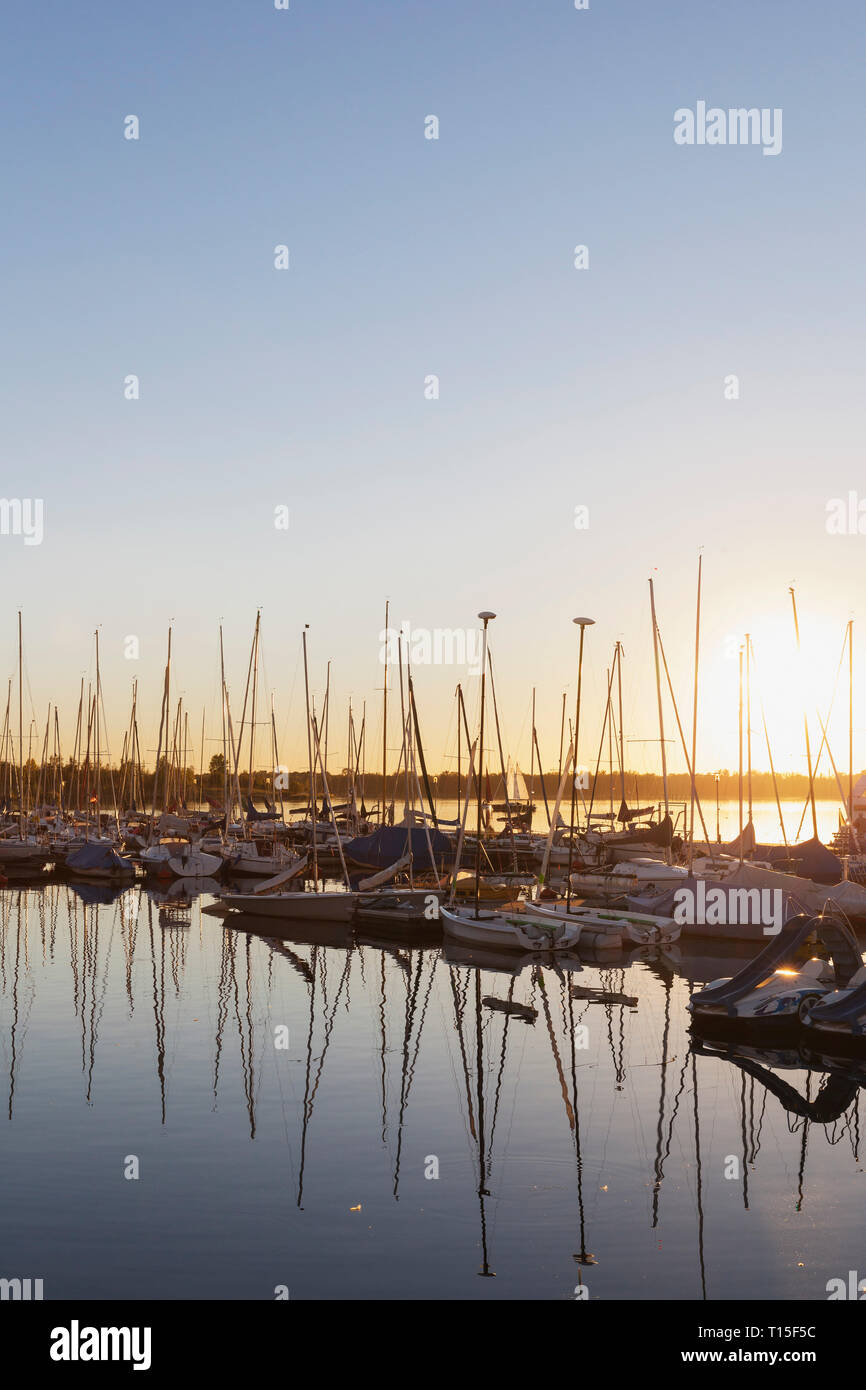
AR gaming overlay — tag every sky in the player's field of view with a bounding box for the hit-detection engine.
[2,0,866,784]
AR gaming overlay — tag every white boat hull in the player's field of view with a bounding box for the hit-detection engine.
[440,904,581,952]
[167,850,223,878]
[221,890,358,922]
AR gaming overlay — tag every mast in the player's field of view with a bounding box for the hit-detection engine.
[324,660,331,788]
[161,628,172,816]
[456,684,462,828]
[566,617,594,909]
[198,706,205,815]
[398,634,412,874]
[688,555,702,865]
[248,610,261,805]
[72,677,83,815]
[790,587,818,839]
[849,619,856,847]
[381,599,389,827]
[745,631,752,826]
[615,641,626,810]
[219,625,229,824]
[648,578,669,827]
[302,625,319,886]
[738,645,744,865]
[54,705,63,811]
[1,679,10,811]
[271,692,284,824]
[529,688,536,834]
[150,628,171,832]
[558,691,566,785]
[607,668,614,821]
[474,613,496,919]
[17,611,23,838]
[94,629,103,835]
[487,649,516,866]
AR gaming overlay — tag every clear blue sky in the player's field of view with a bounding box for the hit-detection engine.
[2,0,866,779]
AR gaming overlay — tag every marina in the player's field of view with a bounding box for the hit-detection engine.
[5,595,866,1308]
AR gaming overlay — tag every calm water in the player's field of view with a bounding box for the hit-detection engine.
[414,797,845,845]
[1,867,864,1301]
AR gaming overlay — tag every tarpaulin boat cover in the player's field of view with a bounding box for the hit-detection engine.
[610,813,673,847]
[722,821,757,857]
[714,824,842,884]
[344,825,452,871]
[66,843,132,872]
[754,836,843,885]
[617,802,657,824]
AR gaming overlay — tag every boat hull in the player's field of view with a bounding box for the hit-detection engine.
[221,891,358,922]
[440,904,580,952]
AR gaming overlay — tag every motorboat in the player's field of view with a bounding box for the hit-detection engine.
[803,965,866,1046]
[688,912,862,1035]
[439,902,581,952]
[220,887,358,922]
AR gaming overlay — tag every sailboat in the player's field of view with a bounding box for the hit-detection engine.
[221,628,359,923]
[439,613,581,954]
[0,614,52,872]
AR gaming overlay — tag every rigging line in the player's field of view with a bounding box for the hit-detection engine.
[752,1084,768,1161]
[691,1053,708,1300]
[487,1004,531,1250]
[486,977,515,1164]
[793,625,849,841]
[392,950,427,1198]
[435,965,479,1160]
[651,971,673,1227]
[739,1071,750,1210]
[447,964,477,1142]
[656,1050,690,1229]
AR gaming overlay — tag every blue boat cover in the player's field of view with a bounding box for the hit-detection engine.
[66,843,132,872]
[344,825,452,871]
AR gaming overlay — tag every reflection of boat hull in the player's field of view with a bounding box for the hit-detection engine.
[691,1036,866,1122]
[440,937,585,977]
[221,890,358,922]
[67,869,135,883]
[227,913,356,950]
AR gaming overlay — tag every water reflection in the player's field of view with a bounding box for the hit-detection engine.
[1,881,865,1299]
